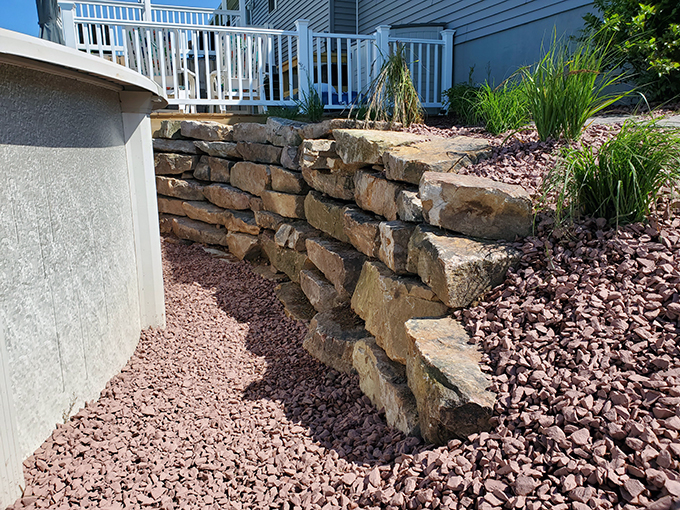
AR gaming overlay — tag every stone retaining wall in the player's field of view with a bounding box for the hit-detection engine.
[153,117,533,445]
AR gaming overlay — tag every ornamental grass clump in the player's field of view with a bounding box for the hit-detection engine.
[364,44,424,126]
[475,80,530,135]
[521,33,628,141]
[443,82,480,125]
[543,120,680,226]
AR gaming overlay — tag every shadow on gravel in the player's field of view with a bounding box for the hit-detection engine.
[163,241,424,467]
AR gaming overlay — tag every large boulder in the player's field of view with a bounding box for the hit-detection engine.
[154,120,182,139]
[232,122,269,143]
[420,172,533,241]
[193,156,233,183]
[304,191,350,243]
[351,261,448,364]
[155,176,205,201]
[154,153,198,175]
[352,338,420,436]
[194,141,241,159]
[275,222,322,251]
[407,225,521,309]
[261,191,306,219]
[182,201,229,225]
[299,269,347,313]
[342,207,381,258]
[405,317,495,445]
[305,237,367,298]
[353,170,403,221]
[158,196,186,216]
[383,137,492,184]
[181,120,233,141]
[172,217,228,246]
[230,161,271,196]
[333,129,426,166]
[303,305,371,374]
[266,117,306,147]
[224,210,260,235]
[236,142,282,165]
[260,230,314,282]
[153,138,199,154]
[226,232,261,260]
[378,221,416,274]
[301,167,355,201]
[275,282,316,323]
[271,166,308,195]
[203,183,252,210]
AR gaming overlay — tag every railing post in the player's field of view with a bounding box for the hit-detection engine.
[440,29,455,93]
[238,0,247,27]
[295,19,312,101]
[141,0,152,21]
[60,2,76,48]
[374,25,390,77]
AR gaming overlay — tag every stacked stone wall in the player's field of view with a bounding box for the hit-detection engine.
[153,117,533,445]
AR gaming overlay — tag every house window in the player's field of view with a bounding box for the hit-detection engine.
[269,0,277,12]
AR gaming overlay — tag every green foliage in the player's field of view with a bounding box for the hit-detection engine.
[520,33,627,141]
[443,82,480,125]
[364,44,424,127]
[267,106,300,120]
[583,0,680,101]
[475,81,530,135]
[297,86,324,122]
[543,120,680,225]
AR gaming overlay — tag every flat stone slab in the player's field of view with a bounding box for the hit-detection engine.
[194,141,241,159]
[225,210,260,236]
[266,117,307,147]
[299,269,347,313]
[156,176,205,201]
[420,172,533,241]
[378,221,416,275]
[237,141,282,165]
[351,261,448,364]
[261,191,306,219]
[303,305,370,374]
[154,138,199,154]
[182,201,228,225]
[353,337,420,436]
[333,129,426,166]
[342,207,381,258]
[306,237,367,298]
[172,217,228,246]
[193,156,233,183]
[304,191,350,243]
[301,167,355,201]
[203,183,252,210]
[271,166,308,195]
[275,222,322,252]
[260,230,314,283]
[405,317,495,445]
[383,137,492,184]
[181,120,233,141]
[226,232,261,260]
[407,225,521,309]
[233,122,269,144]
[155,153,199,175]
[158,196,187,216]
[154,120,182,139]
[254,210,286,231]
[354,170,403,221]
[230,161,271,196]
[275,281,316,323]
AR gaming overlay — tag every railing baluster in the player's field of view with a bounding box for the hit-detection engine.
[434,43,440,106]
[215,32,223,104]
[287,36,293,101]
[425,43,431,105]
[203,30,210,101]
[418,43,423,101]
[347,38,352,105]
[237,34,244,101]
[326,36,331,106]
[159,29,167,94]
[277,35,284,102]
[267,35,274,104]
[192,30,200,99]
[247,34,253,101]
[337,38,342,103]
[182,30,190,103]
[170,30,179,105]
[226,34,233,101]
[122,26,129,68]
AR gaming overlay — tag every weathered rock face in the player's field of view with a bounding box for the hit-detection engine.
[352,338,420,436]
[236,142,282,165]
[172,217,228,246]
[300,118,356,139]
[158,196,187,216]
[194,141,240,159]
[407,225,521,309]
[155,153,198,175]
[156,176,205,201]
[420,172,533,241]
[275,222,322,252]
[342,207,381,258]
[193,156,233,183]
[226,232,261,260]
[271,165,308,195]
[225,210,260,236]
[230,161,272,196]
[232,122,269,144]
[254,210,286,231]
[280,146,300,170]
[153,139,199,154]
[405,317,495,445]
[396,190,423,223]
[203,183,252,210]
[275,282,317,323]
[301,167,355,201]
[182,201,229,225]
[304,191,350,243]
[181,120,234,141]
[260,231,314,282]
[299,269,347,313]
[353,170,403,221]
[351,261,448,364]
[378,221,416,275]
[266,117,306,147]
[333,129,426,166]
[305,237,367,298]
[261,191,306,219]
[303,305,370,374]
[300,139,335,169]
[383,137,492,184]
[159,214,177,234]
[154,120,182,139]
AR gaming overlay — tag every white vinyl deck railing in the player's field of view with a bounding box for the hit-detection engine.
[59,1,454,112]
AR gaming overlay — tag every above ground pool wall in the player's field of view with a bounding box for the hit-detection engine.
[0,29,165,506]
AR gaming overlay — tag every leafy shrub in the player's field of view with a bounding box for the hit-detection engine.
[520,34,627,141]
[443,82,480,125]
[583,0,680,101]
[543,120,680,225]
[475,81,530,135]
